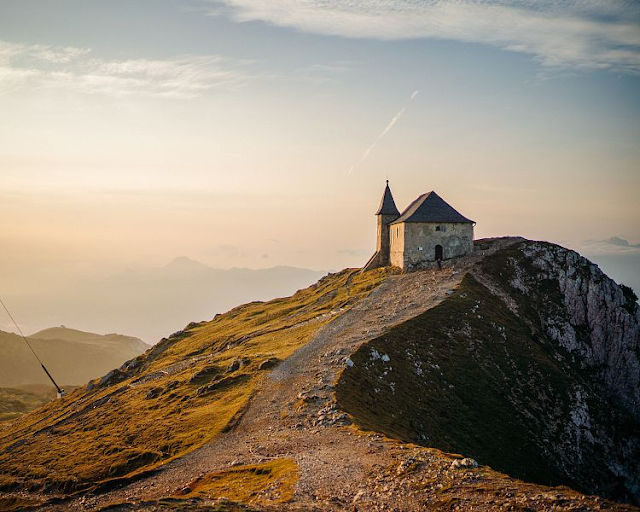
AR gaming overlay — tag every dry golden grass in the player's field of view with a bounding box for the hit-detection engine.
[0,496,43,511]
[0,268,388,494]
[176,459,298,506]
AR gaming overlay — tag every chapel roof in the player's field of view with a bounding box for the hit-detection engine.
[375,180,400,216]
[391,191,474,224]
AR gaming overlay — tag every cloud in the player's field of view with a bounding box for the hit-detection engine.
[0,40,92,66]
[605,236,640,249]
[208,0,640,74]
[579,237,640,255]
[0,40,253,98]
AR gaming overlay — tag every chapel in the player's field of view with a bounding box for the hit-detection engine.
[363,181,475,271]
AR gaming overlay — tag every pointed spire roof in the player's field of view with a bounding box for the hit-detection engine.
[375,180,400,216]
[391,191,474,224]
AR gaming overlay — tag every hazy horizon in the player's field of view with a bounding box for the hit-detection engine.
[0,257,326,343]
[1,239,637,345]
[1,1,638,342]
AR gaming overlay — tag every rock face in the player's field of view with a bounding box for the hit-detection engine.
[337,240,640,505]
[509,242,640,419]
[483,242,640,503]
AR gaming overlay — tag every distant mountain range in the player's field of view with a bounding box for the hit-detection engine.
[92,259,327,343]
[1,259,326,344]
[0,326,148,388]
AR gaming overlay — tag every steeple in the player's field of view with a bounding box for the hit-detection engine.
[362,181,400,271]
[375,180,400,216]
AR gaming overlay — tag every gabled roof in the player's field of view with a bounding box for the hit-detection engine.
[391,191,474,224]
[375,181,400,216]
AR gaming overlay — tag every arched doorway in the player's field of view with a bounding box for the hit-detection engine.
[435,244,443,260]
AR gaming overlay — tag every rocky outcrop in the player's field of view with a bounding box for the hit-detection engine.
[510,242,640,420]
[487,242,640,503]
[338,240,640,505]
[483,241,640,503]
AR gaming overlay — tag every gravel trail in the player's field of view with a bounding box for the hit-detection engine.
[45,239,620,511]
[62,262,465,511]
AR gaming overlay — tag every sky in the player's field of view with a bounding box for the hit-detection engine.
[0,0,639,337]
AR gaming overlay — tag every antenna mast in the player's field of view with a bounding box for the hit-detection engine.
[0,298,66,398]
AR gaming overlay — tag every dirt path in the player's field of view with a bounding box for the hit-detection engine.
[57,260,466,511]
[34,239,634,511]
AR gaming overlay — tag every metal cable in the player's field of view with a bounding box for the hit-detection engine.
[0,298,64,396]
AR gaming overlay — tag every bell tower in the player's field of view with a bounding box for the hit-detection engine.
[362,180,400,272]
[375,180,400,265]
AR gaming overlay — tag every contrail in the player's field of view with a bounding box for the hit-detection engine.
[349,90,420,175]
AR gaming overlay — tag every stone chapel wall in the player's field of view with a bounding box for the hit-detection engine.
[391,222,474,270]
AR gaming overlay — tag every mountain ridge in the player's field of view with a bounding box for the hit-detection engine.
[0,238,638,510]
[338,242,640,503]
[29,326,148,352]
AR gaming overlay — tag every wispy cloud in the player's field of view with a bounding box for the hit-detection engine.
[0,40,253,98]
[208,0,640,74]
[293,61,356,85]
[349,90,419,175]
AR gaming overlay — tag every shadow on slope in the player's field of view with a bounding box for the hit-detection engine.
[336,246,640,505]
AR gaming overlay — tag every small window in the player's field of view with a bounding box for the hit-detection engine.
[396,227,400,237]
[435,226,441,232]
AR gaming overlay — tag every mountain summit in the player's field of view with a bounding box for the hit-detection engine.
[0,238,638,510]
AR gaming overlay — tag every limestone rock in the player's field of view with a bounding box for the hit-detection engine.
[517,242,640,420]
[450,458,478,470]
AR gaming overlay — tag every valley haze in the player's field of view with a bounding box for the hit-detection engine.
[0,259,325,344]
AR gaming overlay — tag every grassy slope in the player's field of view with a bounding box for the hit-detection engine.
[336,249,639,502]
[104,459,297,511]
[0,268,388,494]
[177,458,298,505]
